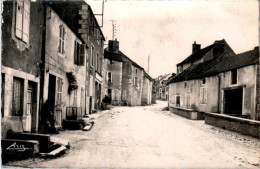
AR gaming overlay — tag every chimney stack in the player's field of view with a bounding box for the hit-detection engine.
[213,40,225,58]
[192,41,201,53]
[108,38,119,53]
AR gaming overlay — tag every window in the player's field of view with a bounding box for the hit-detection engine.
[134,77,138,87]
[91,46,94,66]
[200,87,207,104]
[56,78,63,105]
[184,81,187,88]
[159,88,162,93]
[96,53,99,70]
[107,72,112,83]
[176,95,180,107]
[110,60,114,65]
[12,77,24,116]
[185,94,191,108]
[73,89,77,106]
[99,57,102,73]
[170,95,175,104]
[15,0,30,44]
[202,78,206,85]
[74,41,85,66]
[58,25,65,54]
[231,69,237,84]
[136,69,138,74]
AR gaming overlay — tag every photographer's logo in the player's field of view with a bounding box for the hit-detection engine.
[6,142,29,151]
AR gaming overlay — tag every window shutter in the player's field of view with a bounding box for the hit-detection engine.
[111,73,113,83]
[203,88,207,104]
[15,0,23,39]
[74,41,77,64]
[62,27,65,53]
[79,44,85,66]
[199,87,203,103]
[22,0,30,43]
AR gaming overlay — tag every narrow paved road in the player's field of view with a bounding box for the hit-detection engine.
[4,101,260,168]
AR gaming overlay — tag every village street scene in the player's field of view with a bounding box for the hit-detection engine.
[1,0,260,168]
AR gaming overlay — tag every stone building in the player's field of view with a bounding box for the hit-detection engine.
[168,39,260,121]
[1,0,105,135]
[142,72,153,105]
[1,0,43,137]
[103,40,153,106]
[155,73,172,100]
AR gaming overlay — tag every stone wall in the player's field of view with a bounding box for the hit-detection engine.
[169,107,204,120]
[205,112,260,138]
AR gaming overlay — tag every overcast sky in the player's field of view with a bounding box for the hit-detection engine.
[87,0,259,78]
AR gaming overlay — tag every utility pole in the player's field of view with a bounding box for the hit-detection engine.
[148,55,150,74]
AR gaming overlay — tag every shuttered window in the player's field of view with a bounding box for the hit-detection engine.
[56,78,63,105]
[15,0,30,44]
[74,41,85,66]
[73,89,77,107]
[58,25,65,54]
[200,87,207,104]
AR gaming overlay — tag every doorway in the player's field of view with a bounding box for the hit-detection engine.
[224,88,243,115]
[48,74,56,116]
[107,89,112,104]
[89,97,92,114]
[27,81,37,132]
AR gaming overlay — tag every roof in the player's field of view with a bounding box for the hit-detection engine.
[177,39,233,66]
[204,47,259,76]
[177,44,213,66]
[144,71,153,81]
[45,0,105,42]
[104,48,144,70]
[168,47,259,84]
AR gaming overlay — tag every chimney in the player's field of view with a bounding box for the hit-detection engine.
[108,38,119,53]
[192,41,201,53]
[213,40,225,58]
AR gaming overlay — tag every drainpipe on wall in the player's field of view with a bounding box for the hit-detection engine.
[39,1,47,133]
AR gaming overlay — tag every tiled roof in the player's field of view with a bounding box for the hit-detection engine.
[104,49,144,70]
[204,48,259,76]
[177,44,213,66]
[168,47,259,84]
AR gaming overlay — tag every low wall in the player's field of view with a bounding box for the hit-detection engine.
[169,107,204,120]
[205,112,260,138]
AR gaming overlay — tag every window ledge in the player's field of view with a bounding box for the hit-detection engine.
[57,52,65,58]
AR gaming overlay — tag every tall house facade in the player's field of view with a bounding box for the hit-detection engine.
[1,1,43,137]
[103,40,152,106]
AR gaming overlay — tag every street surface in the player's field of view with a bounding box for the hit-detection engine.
[4,101,260,168]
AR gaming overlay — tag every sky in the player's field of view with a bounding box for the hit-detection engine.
[86,0,259,78]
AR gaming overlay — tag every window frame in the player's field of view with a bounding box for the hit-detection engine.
[56,78,63,105]
[12,77,24,116]
[134,76,138,87]
[107,72,112,84]
[58,25,66,55]
[91,45,94,67]
[14,0,30,44]
[231,69,238,85]
[176,95,181,107]
[200,87,207,105]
